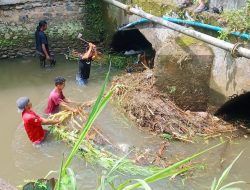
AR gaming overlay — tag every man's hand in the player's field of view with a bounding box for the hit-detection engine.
[89,43,96,48]
[52,119,61,125]
[46,55,51,60]
[72,108,79,113]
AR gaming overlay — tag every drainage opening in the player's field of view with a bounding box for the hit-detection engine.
[110,29,156,69]
[215,91,250,127]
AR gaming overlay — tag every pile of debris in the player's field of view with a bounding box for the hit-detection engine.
[111,70,237,142]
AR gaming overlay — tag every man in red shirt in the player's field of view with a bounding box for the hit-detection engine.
[16,97,60,144]
[45,76,79,114]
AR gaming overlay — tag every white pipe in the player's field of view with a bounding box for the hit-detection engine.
[103,0,250,59]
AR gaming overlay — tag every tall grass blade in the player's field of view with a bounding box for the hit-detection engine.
[55,156,64,190]
[64,168,77,190]
[62,64,112,171]
[132,179,151,190]
[211,178,217,190]
[97,150,132,190]
[220,181,246,190]
[118,167,191,190]
[213,151,243,190]
[107,150,133,177]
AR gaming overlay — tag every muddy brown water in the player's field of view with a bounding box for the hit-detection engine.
[0,56,249,189]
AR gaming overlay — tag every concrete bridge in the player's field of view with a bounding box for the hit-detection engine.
[108,0,250,112]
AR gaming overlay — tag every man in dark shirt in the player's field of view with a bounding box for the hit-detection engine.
[77,43,96,84]
[35,20,56,67]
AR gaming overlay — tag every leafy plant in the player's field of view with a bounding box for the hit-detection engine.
[97,151,133,190]
[222,0,250,35]
[161,133,173,140]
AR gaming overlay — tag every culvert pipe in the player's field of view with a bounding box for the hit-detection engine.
[103,0,250,59]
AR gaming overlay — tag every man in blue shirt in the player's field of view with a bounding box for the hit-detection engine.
[35,20,56,67]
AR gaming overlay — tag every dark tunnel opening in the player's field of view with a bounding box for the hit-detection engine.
[111,29,152,52]
[110,29,156,69]
[215,92,250,127]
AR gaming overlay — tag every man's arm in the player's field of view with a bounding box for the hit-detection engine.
[59,101,78,113]
[41,118,60,125]
[42,44,50,59]
[81,43,94,60]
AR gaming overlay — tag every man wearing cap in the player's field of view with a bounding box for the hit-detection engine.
[16,97,60,144]
[45,76,79,114]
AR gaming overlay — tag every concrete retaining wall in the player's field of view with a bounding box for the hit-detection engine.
[0,0,85,59]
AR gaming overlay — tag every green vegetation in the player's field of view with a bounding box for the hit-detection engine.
[118,143,223,190]
[0,21,84,49]
[130,0,178,16]
[161,133,173,140]
[222,0,250,35]
[96,149,245,190]
[83,0,115,44]
[55,65,114,189]
[101,54,137,69]
[211,151,246,190]
[52,126,160,176]
[47,21,84,40]
[0,25,32,48]
[128,0,250,42]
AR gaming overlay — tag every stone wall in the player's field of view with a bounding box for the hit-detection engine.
[0,0,85,59]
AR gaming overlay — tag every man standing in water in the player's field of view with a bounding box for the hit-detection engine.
[45,76,79,114]
[16,97,60,144]
[35,20,56,67]
[77,42,96,84]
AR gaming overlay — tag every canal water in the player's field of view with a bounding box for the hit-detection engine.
[0,56,249,189]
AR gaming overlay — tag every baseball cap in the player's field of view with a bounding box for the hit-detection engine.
[16,97,29,113]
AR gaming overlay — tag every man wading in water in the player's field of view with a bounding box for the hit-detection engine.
[45,76,80,115]
[76,42,96,85]
[16,97,60,144]
[35,20,56,67]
